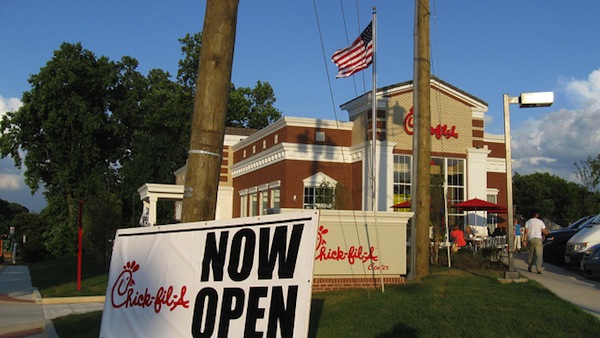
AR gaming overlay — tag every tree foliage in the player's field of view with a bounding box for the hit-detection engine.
[177,32,203,93]
[228,81,282,129]
[177,33,282,129]
[575,154,600,192]
[512,172,600,225]
[0,199,34,258]
[116,68,192,227]
[0,43,122,209]
[0,199,29,226]
[0,32,283,258]
[0,43,139,256]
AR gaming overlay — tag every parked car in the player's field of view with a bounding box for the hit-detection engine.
[565,215,600,265]
[580,243,600,279]
[543,215,594,265]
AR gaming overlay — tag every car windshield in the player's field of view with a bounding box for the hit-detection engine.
[580,214,600,229]
[567,216,592,229]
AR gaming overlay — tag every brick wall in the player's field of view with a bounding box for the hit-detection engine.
[312,276,406,292]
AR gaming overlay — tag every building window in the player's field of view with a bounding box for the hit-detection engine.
[270,188,280,209]
[316,131,325,142]
[303,185,334,209]
[250,193,258,216]
[240,194,248,217]
[274,134,278,144]
[446,158,465,206]
[393,155,466,229]
[303,173,337,209]
[393,155,412,207]
[252,145,256,154]
[260,190,268,215]
[444,158,466,229]
[243,150,246,158]
[487,194,499,232]
[263,140,267,149]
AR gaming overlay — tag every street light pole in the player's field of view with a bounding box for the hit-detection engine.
[503,92,553,279]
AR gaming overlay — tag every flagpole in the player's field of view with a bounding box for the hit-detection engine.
[371,8,377,212]
[330,9,383,291]
[370,8,385,293]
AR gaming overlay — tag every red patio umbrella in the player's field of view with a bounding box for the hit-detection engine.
[451,198,507,229]
[451,198,506,211]
[390,200,411,208]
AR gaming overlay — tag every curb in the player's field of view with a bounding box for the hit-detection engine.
[40,295,105,304]
[497,277,529,284]
[33,287,105,304]
[31,289,104,338]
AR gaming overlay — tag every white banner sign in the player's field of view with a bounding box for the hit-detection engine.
[100,211,319,338]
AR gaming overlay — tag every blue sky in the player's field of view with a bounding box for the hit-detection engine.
[1,0,600,212]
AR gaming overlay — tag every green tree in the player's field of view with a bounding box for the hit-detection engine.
[0,33,285,256]
[0,42,134,256]
[116,69,192,226]
[9,212,48,262]
[575,154,600,192]
[83,186,121,268]
[0,199,29,226]
[40,194,75,257]
[228,81,282,129]
[512,172,598,225]
[177,33,282,129]
[177,32,203,94]
[0,199,31,257]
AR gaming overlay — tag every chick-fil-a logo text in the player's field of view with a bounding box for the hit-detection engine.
[111,260,190,313]
[314,225,378,264]
[404,107,459,140]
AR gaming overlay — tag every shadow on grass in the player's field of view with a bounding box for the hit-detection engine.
[308,298,324,338]
[375,324,419,338]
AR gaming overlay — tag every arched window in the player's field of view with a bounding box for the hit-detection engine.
[302,172,337,209]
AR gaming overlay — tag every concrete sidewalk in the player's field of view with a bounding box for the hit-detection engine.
[512,252,600,320]
[0,265,104,338]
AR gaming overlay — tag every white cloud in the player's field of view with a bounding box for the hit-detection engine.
[0,173,22,190]
[565,69,600,111]
[0,95,22,118]
[483,113,495,128]
[511,69,600,184]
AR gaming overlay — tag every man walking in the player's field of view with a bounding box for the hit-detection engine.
[524,211,548,274]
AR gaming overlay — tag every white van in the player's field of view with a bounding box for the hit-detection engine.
[564,217,600,265]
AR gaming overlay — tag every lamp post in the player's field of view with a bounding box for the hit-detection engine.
[504,91,553,279]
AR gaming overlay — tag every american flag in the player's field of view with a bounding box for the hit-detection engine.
[331,22,373,78]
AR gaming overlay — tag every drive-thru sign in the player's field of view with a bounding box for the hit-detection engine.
[100,211,319,338]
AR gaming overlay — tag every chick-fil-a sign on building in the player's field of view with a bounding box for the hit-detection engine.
[100,212,319,338]
[403,107,459,140]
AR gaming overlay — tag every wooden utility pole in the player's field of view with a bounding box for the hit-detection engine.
[181,0,240,222]
[413,0,431,281]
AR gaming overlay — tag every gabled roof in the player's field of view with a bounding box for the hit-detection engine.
[340,76,488,111]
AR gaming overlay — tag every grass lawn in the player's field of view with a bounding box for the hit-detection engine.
[28,255,108,297]
[30,258,600,337]
[310,268,600,337]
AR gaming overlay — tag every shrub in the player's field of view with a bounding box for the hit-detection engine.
[437,247,505,270]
